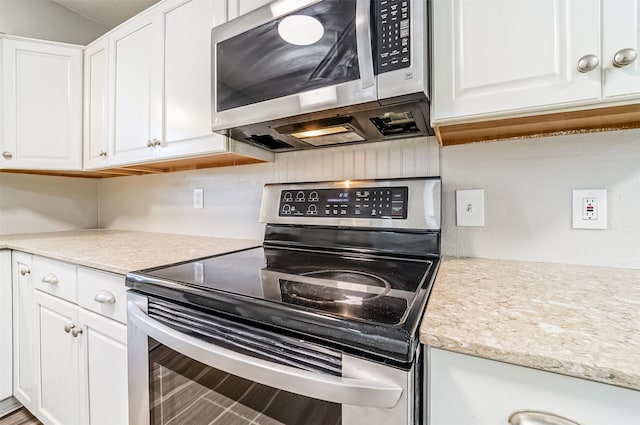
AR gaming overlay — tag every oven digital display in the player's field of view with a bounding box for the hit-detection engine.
[279,186,408,219]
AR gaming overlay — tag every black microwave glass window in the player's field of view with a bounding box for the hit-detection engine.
[216,0,360,112]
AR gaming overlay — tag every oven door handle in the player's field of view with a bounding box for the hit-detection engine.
[128,301,403,408]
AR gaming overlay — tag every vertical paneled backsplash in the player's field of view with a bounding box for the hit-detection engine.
[97,137,440,240]
[275,137,439,182]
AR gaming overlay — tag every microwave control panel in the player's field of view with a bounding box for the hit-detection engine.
[279,186,408,219]
[374,0,411,74]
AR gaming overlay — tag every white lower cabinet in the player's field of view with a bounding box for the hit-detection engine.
[12,252,36,412]
[79,308,128,425]
[11,253,128,424]
[0,251,12,402]
[34,291,81,425]
[429,347,640,425]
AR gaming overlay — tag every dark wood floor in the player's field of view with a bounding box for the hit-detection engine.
[0,408,41,425]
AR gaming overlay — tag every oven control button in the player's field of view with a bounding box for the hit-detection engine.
[282,204,292,214]
[295,191,305,202]
[307,204,317,215]
[283,192,293,202]
[309,191,319,202]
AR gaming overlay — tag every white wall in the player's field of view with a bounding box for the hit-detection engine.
[97,137,440,240]
[0,0,106,44]
[0,173,98,234]
[441,129,640,269]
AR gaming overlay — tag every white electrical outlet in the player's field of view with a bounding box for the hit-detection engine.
[456,189,485,227]
[572,189,606,229]
[193,188,204,209]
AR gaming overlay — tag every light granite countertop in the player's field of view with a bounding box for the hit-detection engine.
[420,257,640,392]
[0,229,261,275]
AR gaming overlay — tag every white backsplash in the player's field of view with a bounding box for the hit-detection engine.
[97,137,440,240]
[0,173,98,234]
[441,129,640,269]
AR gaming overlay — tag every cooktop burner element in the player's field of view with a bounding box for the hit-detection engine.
[126,177,441,364]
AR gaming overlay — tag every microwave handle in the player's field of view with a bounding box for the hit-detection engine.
[356,0,375,89]
[128,301,403,409]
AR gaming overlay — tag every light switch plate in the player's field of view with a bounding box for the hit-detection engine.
[572,189,607,229]
[456,189,485,227]
[193,188,204,209]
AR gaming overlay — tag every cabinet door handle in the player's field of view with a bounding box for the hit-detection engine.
[2,151,12,159]
[64,324,75,333]
[99,150,107,157]
[94,290,116,304]
[508,410,582,425]
[19,267,30,276]
[576,54,599,73]
[147,139,153,148]
[612,48,637,68]
[71,328,83,338]
[152,138,162,147]
[42,273,59,285]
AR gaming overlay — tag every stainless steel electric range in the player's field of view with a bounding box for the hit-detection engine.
[126,177,441,425]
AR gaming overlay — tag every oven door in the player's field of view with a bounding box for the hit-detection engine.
[127,292,419,425]
[211,0,376,131]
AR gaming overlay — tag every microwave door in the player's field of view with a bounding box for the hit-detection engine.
[212,0,377,131]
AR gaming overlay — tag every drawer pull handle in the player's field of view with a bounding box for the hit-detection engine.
[20,267,30,276]
[71,328,83,338]
[2,151,12,159]
[42,273,59,285]
[64,324,75,333]
[94,290,116,304]
[508,410,582,425]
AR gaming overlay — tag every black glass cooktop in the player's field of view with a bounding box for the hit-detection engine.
[134,246,430,325]
[127,245,439,364]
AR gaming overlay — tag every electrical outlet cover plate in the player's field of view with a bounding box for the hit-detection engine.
[193,188,204,209]
[456,189,485,227]
[572,189,607,229]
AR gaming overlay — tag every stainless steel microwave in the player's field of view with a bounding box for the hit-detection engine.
[211,0,432,152]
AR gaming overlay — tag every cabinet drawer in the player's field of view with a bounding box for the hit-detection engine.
[78,267,126,324]
[32,256,77,302]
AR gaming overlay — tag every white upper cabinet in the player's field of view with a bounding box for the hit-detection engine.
[1,37,82,170]
[83,38,110,169]
[108,10,163,166]
[99,0,271,169]
[156,0,227,159]
[432,0,601,122]
[602,0,640,99]
[227,0,272,20]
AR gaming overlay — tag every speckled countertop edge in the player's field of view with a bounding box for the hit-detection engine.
[420,257,640,392]
[0,229,262,275]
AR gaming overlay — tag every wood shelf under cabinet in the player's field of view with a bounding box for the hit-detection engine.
[0,152,268,179]
[435,103,640,146]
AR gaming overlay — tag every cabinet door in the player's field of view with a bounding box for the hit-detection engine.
[227,0,272,20]
[1,38,82,170]
[432,0,601,122]
[602,0,640,99]
[12,252,35,411]
[157,0,228,159]
[108,11,163,166]
[0,251,11,401]
[429,348,640,425]
[78,308,128,425]
[83,38,110,170]
[34,291,81,425]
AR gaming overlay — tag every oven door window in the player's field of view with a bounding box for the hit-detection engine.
[149,338,342,425]
[216,0,359,112]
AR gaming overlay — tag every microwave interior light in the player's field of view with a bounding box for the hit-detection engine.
[290,126,350,139]
[278,15,324,46]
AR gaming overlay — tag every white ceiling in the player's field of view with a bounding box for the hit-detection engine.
[51,0,160,29]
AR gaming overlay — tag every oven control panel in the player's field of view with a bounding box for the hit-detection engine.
[279,186,408,219]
